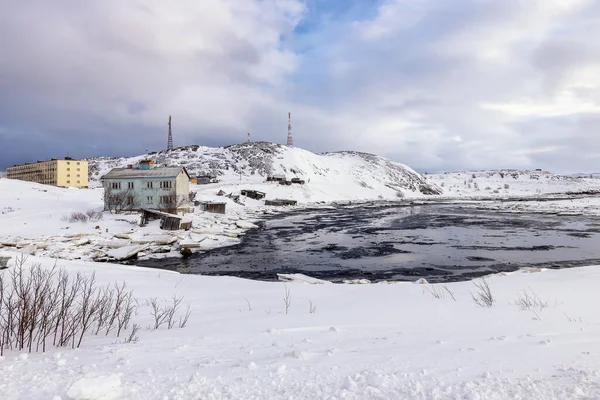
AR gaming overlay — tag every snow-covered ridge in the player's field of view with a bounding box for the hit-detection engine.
[426,169,600,198]
[87,142,442,198]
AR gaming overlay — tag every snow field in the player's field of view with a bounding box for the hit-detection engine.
[427,170,600,198]
[0,252,599,399]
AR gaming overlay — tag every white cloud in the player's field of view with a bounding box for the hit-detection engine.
[2,0,600,173]
[0,0,306,139]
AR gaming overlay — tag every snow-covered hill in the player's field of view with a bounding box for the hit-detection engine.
[426,170,600,198]
[87,142,442,202]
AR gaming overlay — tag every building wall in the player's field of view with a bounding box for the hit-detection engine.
[7,160,57,185]
[56,160,89,187]
[7,159,88,187]
[102,174,188,212]
[175,171,190,208]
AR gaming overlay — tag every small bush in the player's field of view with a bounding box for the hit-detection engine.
[471,278,494,307]
[425,285,456,301]
[0,255,138,355]
[85,210,103,222]
[148,295,191,330]
[63,210,103,223]
[514,290,548,312]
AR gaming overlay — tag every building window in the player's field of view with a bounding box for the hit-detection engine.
[77,174,80,177]
[127,196,135,205]
[128,182,134,189]
[77,180,80,184]
[67,181,70,184]
[160,195,174,204]
[67,174,70,177]
[160,181,172,189]
[77,168,80,171]
[67,168,70,171]
[147,181,153,189]
[147,196,153,203]
[67,162,70,165]
[77,162,80,165]
[110,182,121,190]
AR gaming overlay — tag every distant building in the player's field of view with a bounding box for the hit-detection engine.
[267,175,286,182]
[100,163,190,213]
[6,158,89,187]
[196,175,218,185]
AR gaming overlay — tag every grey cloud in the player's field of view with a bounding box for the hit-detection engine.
[1,0,600,174]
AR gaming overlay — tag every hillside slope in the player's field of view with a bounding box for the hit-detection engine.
[88,142,442,202]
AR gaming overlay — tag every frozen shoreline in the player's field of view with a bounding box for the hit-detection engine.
[2,176,600,267]
[3,176,600,398]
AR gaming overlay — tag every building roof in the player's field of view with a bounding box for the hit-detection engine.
[101,167,190,179]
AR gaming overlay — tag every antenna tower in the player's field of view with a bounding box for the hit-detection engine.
[286,112,293,147]
[167,116,173,151]
[247,132,251,142]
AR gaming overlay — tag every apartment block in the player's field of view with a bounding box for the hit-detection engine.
[6,158,89,187]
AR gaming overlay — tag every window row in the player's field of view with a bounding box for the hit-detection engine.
[108,181,174,190]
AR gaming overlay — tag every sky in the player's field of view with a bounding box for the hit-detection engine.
[1,0,600,173]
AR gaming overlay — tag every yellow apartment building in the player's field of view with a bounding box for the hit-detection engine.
[6,158,89,187]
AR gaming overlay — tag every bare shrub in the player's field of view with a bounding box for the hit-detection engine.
[125,323,140,344]
[68,212,88,223]
[178,305,191,328]
[63,210,102,223]
[471,278,494,307]
[0,259,139,356]
[148,296,189,330]
[85,210,103,222]
[283,284,292,315]
[514,290,548,312]
[189,191,198,202]
[104,187,135,214]
[425,285,456,301]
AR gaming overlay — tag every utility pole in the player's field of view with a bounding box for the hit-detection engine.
[286,112,293,147]
[167,116,173,151]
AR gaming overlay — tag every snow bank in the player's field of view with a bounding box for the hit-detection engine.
[1,252,600,399]
[67,374,122,400]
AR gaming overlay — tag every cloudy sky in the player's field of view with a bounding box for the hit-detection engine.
[1,0,600,173]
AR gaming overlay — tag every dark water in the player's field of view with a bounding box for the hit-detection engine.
[135,203,600,283]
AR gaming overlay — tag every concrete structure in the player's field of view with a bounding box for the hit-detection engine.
[199,201,226,214]
[101,164,190,213]
[241,189,266,200]
[196,175,218,184]
[6,158,89,187]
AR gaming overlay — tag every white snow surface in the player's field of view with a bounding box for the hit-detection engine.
[0,252,599,399]
[0,179,263,261]
[3,150,600,398]
[426,169,600,198]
